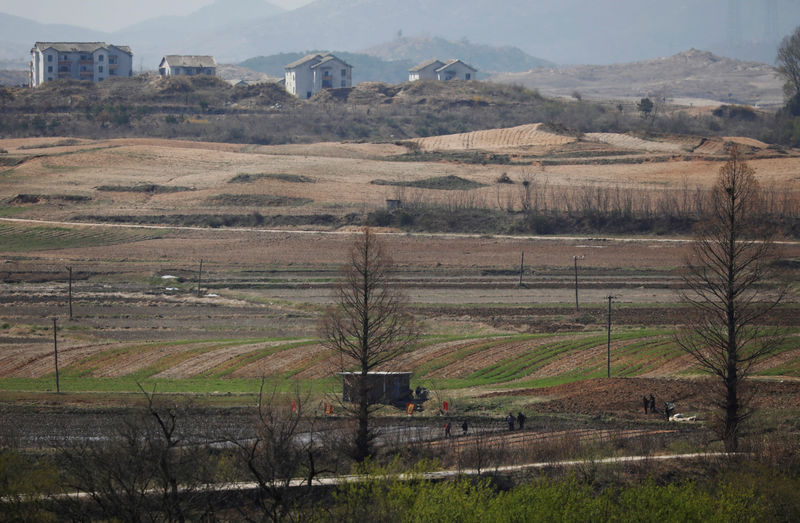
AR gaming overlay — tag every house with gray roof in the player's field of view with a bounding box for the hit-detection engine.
[408,59,445,81]
[284,53,352,99]
[409,59,477,82]
[159,55,217,77]
[30,42,133,87]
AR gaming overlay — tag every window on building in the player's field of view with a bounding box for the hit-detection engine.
[109,55,117,64]
[99,66,103,73]
[80,54,89,60]
[47,55,53,62]
[59,66,68,72]
[48,77,52,81]
[306,91,312,98]
[98,55,104,62]
[341,69,346,77]
[341,80,346,87]
[47,66,53,72]
[466,73,471,80]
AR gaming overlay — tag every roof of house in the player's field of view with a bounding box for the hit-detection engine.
[33,42,132,55]
[310,54,352,69]
[285,53,326,69]
[409,59,445,72]
[285,52,352,70]
[161,55,217,68]
[436,59,477,72]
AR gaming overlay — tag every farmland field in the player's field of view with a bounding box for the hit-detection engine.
[0,130,798,446]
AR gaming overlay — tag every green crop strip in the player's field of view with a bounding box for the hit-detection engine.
[205,340,318,378]
[0,223,167,251]
[412,334,535,378]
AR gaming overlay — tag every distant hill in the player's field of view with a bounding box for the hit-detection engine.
[2,0,796,70]
[114,0,284,67]
[173,0,793,65]
[0,13,108,44]
[0,69,27,87]
[240,52,415,84]
[239,38,553,84]
[491,49,784,108]
[361,36,555,74]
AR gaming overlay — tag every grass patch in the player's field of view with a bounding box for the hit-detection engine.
[0,223,166,252]
[73,213,357,228]
[96,184,195,194]
[17,139,81,149]
[0,376,338,397]
[229,173,315,184]
[371,175,486,191]
[209,194,312,206]
[0,206,28,217]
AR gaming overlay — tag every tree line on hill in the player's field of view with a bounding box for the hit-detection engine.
[0,74,791,147]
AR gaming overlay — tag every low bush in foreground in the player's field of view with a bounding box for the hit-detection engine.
[323,461,800,522]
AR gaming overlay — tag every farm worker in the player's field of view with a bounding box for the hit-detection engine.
[444,422,451,438]
[506,413,515,431]
[517,412,526,430]
[649,394,656,414]
[643,395,649,414]
[461,420,468,435]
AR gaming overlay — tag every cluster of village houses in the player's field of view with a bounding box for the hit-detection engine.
[29,42,477,99]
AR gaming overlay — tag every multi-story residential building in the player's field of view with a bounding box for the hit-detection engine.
[284,53,352,99]
[30,42,133,87]
[159,55,217,77]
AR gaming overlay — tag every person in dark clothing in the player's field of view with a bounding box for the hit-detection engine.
[649,394,656,414]
[444,422,451,438]
[506,413,515,431]
[517,412,526,430]
[461,420,468,435]
[643,395,649,414]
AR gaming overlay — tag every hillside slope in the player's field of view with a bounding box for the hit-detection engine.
[492,49,783,108]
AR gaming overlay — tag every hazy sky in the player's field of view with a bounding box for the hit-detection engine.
[0,0,312,31]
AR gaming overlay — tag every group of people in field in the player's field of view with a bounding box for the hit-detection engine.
[443,411,527,438]
[642,393,675,418]
[444,412,528,438]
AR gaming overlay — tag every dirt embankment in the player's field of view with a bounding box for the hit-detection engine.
[487,377,800,418]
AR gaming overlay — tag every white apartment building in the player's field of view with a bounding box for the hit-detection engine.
[30,42,133,87]
[284,53,352,99]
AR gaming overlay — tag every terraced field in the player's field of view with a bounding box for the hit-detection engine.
[411,123,576,152]
[0,132,797,413]
[2,329,798,389]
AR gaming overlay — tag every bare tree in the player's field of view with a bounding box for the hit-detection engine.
[676,147,786,452]
[57,388,218,522]
[319,228,418,462]
[233,380,328,523]
[777,25,800,98]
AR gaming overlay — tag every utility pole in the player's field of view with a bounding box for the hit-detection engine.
[606,295,616,378]
[573,255,584,312]
[518,251,525,287]
[66,266,73,320]
[197,259,203,297]
[53,318,60,393]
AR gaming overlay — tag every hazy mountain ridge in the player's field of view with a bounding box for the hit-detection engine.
[184,0,790,64]
[0,0,794,68]
[492,49,783,107]
[238,37,553,84]
[361,36,555,73]
[0,12,109,44]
